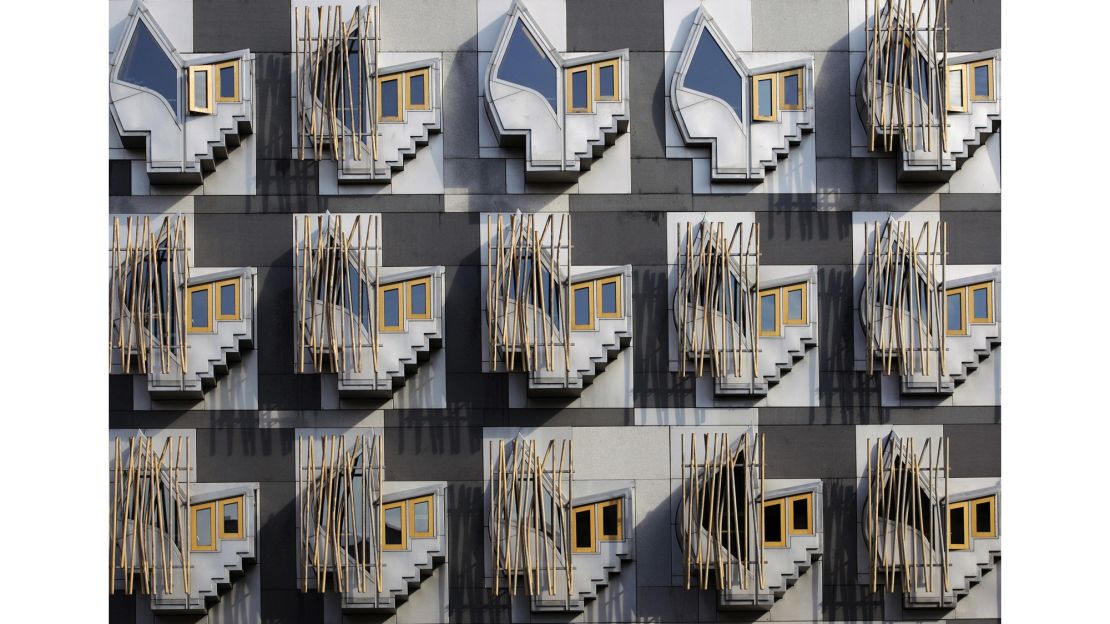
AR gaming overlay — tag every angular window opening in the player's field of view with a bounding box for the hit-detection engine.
[216,278,240,321]
[945,288,965,335]
[118,20,179,115]
[188,65,214,114]
[684,28,743,121]
[970,60,994,101]
[970,282,994,324]
[783,284,807,325]
[780,68,804,110]
[567,66,592,113]
[407,277,431,319]
[187,284,212,333]
[407,68,430,110]
[410,495,435,538]
[596,60,619,101]
[971,496,996,538]
[788,493,813,535]
[191,502,216,551]
[759,289,780,337]
[949,501,969,550]
[379,284,403,332]
[497,19,558,112]
[378,75,402,121]
[947,66,968,112]
[219,496,244,539]
[215,60,240,103]
[763,499,786,547]
[382,502,407,550]
[572,505,596,553]
[753,74,776,122]
[572,281,595,330]
[597,276,621,318]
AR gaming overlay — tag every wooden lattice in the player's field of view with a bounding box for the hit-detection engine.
[674,220,761,379]
[109,214,190,376]
[109,432,193,596]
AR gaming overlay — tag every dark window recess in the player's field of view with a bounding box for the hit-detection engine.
[683,29,743,121]
[950,505,967,544]
[763,503,783,543]
[975,500,992,534]
[601,503,619,536]
[223,501,239,535]
[497,19,558,112]
[791,497,809,531]
[699,463,748,560]
[118,20,180,115]
[574,508,592,548]
[384,506,404,545]
[219,65,236,98]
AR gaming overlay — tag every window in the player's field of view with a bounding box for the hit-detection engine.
[187,284,213,333]
[215,278,240,321]
[762,498,786,547]
[780,68,804,111]
[407,277,432,320]
[684,28,743,121]
[945,287,966,336]
[219,496,244,539]
[598,499,623,541]
[948,501,969,550]
[118,20,179,114]
[947,65,968,112]
[406,67,430,110]
[191,502,217,551]
[566,65,593,113]
[381,501,407,550]
[597,276,622,319]
[410,495,435,538]
[970,282,993,323]
[571,281,595,330]
[595,59,620,102]
[572,503,596,553]
[378,73,402,122]
[758,288,780,337]
[969,59,995,101]
[787,493,814,535]
[783,283,807,325]
[752,72,777,122]
[947,281,994,335]
[188,65,214,114]
[970,495,997,538]
[497,19,558,112]
[378,283,403,332]
[215,60,240,103]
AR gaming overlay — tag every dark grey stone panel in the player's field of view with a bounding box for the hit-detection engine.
[630,266,670,373]
[445,158,507,195]
[692,194,775,212]
[194,212,292,268]
[762,425,856,478]
[818,265,855,372]
[632,158,692,195]
[941,193,1002,212]
[109,160,131,196]
[570,194,693,212]
[565,0,664,52]
[443,51,479,159]
[572,211,667,266]
[505,408,634,428]
[259,374,320,410]
[255,266,294,374]
[109,375,133,411]
[450,585,512,622]
[756,211,853,264]
[819,371,883,414]
[196,426,295,482]
[320,194,443,213]
[109,593,136,623]
[947,0,1001,51]
[822,583,883,621]
[634,372,696,408]
[193,0,291,53]
[193,195,321,214]
[816,158,878,194]
[258,481,297,590]
[256,160,319,196]
[887,405,1001,425]
[814,52,852,158]
[382,213,480,266]
[261,589,321,624]
[945,211,1001,264]
[444,266,482,374]
[254,53,291,159]
[822,478,858,584]
[629,52,666,159]
[946,423,1001,477]
[447,481,486,589]
[446,373,507,409]
[385,408,486,429]
[383,424,483,481]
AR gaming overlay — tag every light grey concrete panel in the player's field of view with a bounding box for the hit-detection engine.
[379,0,478,52]
[752,0,849,52]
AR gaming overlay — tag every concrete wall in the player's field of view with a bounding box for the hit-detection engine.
[109,1,1001,622]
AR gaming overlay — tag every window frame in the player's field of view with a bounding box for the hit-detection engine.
[762,498,787,547]
[969,281,994,324]
[381,500,409,551]
[214,59,241,104]
[779,68,805,111]
[378,283,404,333]
[188,65,215,115]
[946,65,968,113]
[571,502,597,553]
[408,494,436,539]
[186,283,214,333]
[969,495,997,538]
[758,287,781,337]
[218,495,245,540]
[405,67,431,111]
[406,276,433,320]
[597,498,623,541]
[565,65,594,114]
[594,59,620,102]
[214,277,241,322]
[948,500,970,550]
[969,59,995,102]
[191,501,218,552]
[596,275,622,319]
[377,72,404,123]
[945,286,967,336]
[787,492,814,536]
[782,283,808,326]
[571,281,596,331]
[751,72,778,122]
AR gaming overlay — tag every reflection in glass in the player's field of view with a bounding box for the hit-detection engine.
[413,500,430,534]
[118,20,179,114]
[220,283,236,317]
[380,78,400,118]
[974,64,989,97]
[383,288,400,327]
[195,507,212,546]
[763,503,782,542]
[683,29,742,120]
[571,69,588,110]
[193,69,209,108]
[601,281,618,314]
[757,78,773,118]
[972,287,989,320]
[787,288,803,321]
[223,501,239,535]
[946,292,963,331]
[191,288,209,329]
[950,505,967,545]
[601,502,619,536]
[384,505,404,545]
[574,286,591,326]
[760,293,777,332]
[574,508,592,549]
[783,73,800,107]
[791,498,808,531]
[599,64,615,98]
[948,68,965,106]
[409,73,426,106]
[219,65,236,99]
[497,20,557,112]
[974,500,992,534]
[410,282,427,316]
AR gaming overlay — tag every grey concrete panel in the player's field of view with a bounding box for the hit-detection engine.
[446,373,507,408]
[109,159,131,196]
[886,406,1002,425]
[756,211,854,264]
[447,481,486,588]
[816,158,878,194]
[379,0,478,52]
[193,194,322,214]
[762,424,856,478]
[383,424,483,481]
[383,212,480,266]
[261,589,323,623]
[193,0,291,53]
[258,481,297,590]
[320,194,444,213]
[945,211,1001,264]
[752,0,850,52]
[255,266,293,375]
[948,0,1002,51]
[254,53,291,159]
[444,266,482,374]
[450,585,512,622]
[632,158,692,195]
[566,0,664,52]
[634,372,697,408]
[570,193,693,212]
[822,478,859,584]
[629,52,667,159]
[443,51,480,159]
[194,212,293,267]
[445,158,507,195]
[813,52,853,158]
[630,266,670,373]
[256,159,319,196]
[195,426,295,482]
[946,423,1001,477]
[572,211,667,266]
[821,582,884,621]
[819,371,883,414]
[505,407,634,428]
[942,193,1002,212]
[817,265,855,372]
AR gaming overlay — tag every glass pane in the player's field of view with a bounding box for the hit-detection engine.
[757,78,772,117]
[497,20,558,112]
[193,70,208,108]
[787,288,803,321]
[383,288,400,327]
[946,292,963,331]
[974,65,989,97]
[571,69,588,109]
[219,283,236,317]
[191,288,209,328]
[384,506,404,545]
[783,73,800,107]
[684,29,743,120]
[410,282,427,316]
[948,68,964,105]
[118,20,179,113]
[600,281,618,314]
[950,506,966,544]
[601,503,619,536]
[219,65,236,98]
[974,500,992,534]
[973,287,989,319]
[760,293,777,332]
[574,287,591,326]
[763,504,782,542]
[599,64,615,98]
[381,79,399,118]
[791,498,808,531]
[195,507,212,546]
[222,501,239,535]
[574,508,592,548]
[413,500,430,534]
[409,73,425,106]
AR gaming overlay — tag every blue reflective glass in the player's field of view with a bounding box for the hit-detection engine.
[383,288,400,327]
[380,78,400,118]
[972,287,988,319]
[191,289,209,329]
[409,73,426,106]
[760,293,777,332]
[219,283,236,317]
[787,289,802,321]
[599,65,615,98]
[783,73,799,106]
[571,69,588,109]
[497,20,558,112]
[974,65,989,97]
[683,29,742,120]
[219,65,236,98]
[946,292,963,331]
[601,281,618,314]
[118,20,179,114]
[410,282,427,315]
[384,506,403,545]
[574,287,591,326]
[757,78,773,117]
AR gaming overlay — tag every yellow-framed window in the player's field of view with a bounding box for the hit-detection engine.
[571,503,596,553]
[191,501,218,551]
[218,496,245,540]
[779,68,804,111]
[409,494,436,539]
[782,283,808,325]
[594,59,620,102]
[787,492,814,536]
[969,281,994,324]
[945,286,966,336]
[566,65,593,114]
[188,65,215,114]
[597,498,623,541]
[377,73,404,122]
[378,283,404,332]
[762,498,787,547]
[406,67,431,111]
[752,72,778,122]
[187,283,214,333]
[215,60,241,103]
[596,276,622,319]
[381,501,408,551]
[970,495,997,538]
[946,65,968,113]
[948,501,970,550]
[406,276,432,320]
[969,59,995,101]
[214,278,241,321]
[571,281,596,330]
[758,287,780,337]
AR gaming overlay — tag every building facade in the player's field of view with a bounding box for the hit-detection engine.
[108,1,1001,622]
